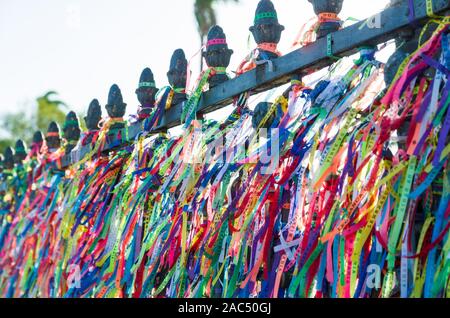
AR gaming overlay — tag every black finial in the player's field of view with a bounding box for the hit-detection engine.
[28,131,44,159]
[63,111,81,154]
[48,121,60,132]
[136,68,158,118]
[46,121,61,151]
[205,25,230,53]
[168,49,188,89]
[3,146,15,170]
[139,68,155,87]
[252,102,276,129]
[167,49,188,107]
[384,49,410,86]
[85,99,102,131]
[308,0,344,14]
[33,131,44,144]
[250,0,285,50]
[14,139,27,164]
[203,25,234,88]
[308,0,344,39]
[253,0,280,25]
[105,84,127,119]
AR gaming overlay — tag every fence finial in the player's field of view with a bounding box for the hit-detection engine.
[136,68,158,119]
[29,131,44,164]
[46,121,62,152]
[308,0,344,39]
[63,111,81,154]
[85,99,102,132]
[14,139,27,165]
[167,49,188,107]
[203,25,233,88]
[105,84,127,132]
[32,131,44,146]
[249,0,285,60]
[252,102,275,129]
[3,146,15,170]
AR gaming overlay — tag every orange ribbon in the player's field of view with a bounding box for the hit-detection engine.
[257,42,282,56]
[318,12,340,23]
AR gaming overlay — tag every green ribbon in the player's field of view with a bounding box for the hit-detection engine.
[387,156,418,270]
[181,68,212,126]
[139,82,156,88]
[254,12,277,23]
[63,120,79,129]
[173,87,185,94]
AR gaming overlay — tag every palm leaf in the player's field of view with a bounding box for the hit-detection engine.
[194,0,240,42]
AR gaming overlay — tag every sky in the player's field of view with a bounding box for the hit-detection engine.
[0,0,391,122]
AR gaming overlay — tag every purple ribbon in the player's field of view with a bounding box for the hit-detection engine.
[408,0,418,27]
[433,81,450,166]
[420,53,450,76]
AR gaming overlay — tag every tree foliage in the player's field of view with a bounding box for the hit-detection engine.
[36,91,67,132]
[194,0,239,42]
[1,3,240,154]
[194,0,239,70]
[0,91,67,153]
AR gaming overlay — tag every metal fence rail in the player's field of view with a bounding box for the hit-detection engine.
[61,0,450,168]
